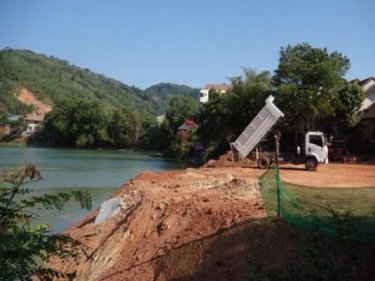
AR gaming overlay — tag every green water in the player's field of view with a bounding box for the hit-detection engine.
[0,146,186,232]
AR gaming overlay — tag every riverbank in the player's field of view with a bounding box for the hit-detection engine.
[0,146,187,233]
[0,137,27,146]
[48,160,375,280]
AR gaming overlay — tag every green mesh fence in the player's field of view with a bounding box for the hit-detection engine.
[259,167,375,243]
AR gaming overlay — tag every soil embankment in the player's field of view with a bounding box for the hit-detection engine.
[15,87,53,116]
[50,160,375,280]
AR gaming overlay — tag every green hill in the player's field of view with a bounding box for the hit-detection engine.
[144,83,199,115]
[0,48,199,116]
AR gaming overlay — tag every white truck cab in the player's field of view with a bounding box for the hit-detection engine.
[231,95,329,171]
[304,131,329,169]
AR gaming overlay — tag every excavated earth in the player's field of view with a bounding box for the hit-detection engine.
[50,156,375,281]
[15,87,53,115]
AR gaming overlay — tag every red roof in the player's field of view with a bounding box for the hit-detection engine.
[184,119,197,127]
[178,119,198,131]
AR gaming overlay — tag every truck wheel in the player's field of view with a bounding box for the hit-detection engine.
[305,157,317,171]
[258,157,270,169]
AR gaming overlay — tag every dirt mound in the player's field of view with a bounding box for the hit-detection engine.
[203,151,256,168]
[48,163,375,280]
[49,167,266,280]
[15,87,52,116]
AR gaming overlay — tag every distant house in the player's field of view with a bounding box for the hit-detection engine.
[177,119,198,138]
[351,77,375,111]
[7,114,21,122]
[359,102,375,152]
[349,77,375,154]
[353,77,375,141]
[199,83,232,103]
[156,114,166,126]
[22,113,44,137]
[178,119,198,132]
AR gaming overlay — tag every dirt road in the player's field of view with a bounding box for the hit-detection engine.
[279,163,375,187]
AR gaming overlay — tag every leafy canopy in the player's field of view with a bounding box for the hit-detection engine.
[0,49,198,116]
[0,164,92,281]
[37,99,110,148]
[273,43,363,132]
[34,99,156,149]
[336,82,365,128]
[154,96,199,157]
[197,68,272,159]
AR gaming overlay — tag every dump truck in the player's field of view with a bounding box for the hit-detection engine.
[230,95,329,171]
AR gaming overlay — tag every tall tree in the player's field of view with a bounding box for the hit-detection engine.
[155,96,198,155]
[227,68,272,135]
[107,109,142,147]
[336,82,365,127]
[39,99,110,148]
[197,68,272,159]
[273,43,355,132]
[165,96,198,130]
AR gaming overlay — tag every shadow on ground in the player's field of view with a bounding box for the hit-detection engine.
[149,218,375,281]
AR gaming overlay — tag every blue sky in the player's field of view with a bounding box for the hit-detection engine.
[0,0,374,89]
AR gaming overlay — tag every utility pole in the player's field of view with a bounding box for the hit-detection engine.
[274,131,281,218]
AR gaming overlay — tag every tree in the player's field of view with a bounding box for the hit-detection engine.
[336,82,365,128]
[170,128,198,160]
[0,164,92,280]
[156,96,199,155]
[165,96,199,130]
[273,43,353,132]
[0,112,6,127]
[135,111,158,148]
[197,68,272,159]
[107,109,142,147]
[35,99,160,149]
[227,68,272,135]
[38,99,110,148]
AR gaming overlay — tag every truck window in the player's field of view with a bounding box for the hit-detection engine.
[309,135,323,147]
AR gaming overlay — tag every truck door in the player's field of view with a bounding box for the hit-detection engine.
[306,133,328,163]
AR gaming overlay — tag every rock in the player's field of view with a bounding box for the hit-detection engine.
[157,222,168,235]
[222,218,231,228]
[232,214,240,223]
[94,197,125,224]
[206,159,216,168]
[155,202,167,210]
[253,202,265,209]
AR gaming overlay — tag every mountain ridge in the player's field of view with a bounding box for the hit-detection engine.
[0,48,199,116]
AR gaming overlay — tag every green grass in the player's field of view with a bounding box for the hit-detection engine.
[259,168,375,242]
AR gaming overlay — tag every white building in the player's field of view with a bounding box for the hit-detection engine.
[352,77,375,111]
[22,113,44,137]
[199,83,232,103]
[23,123,39,136]
[352,77,375,150]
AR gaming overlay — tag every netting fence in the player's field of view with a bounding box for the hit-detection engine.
[259,167,375,243]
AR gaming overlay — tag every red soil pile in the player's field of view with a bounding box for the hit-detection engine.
[49,161,375,280]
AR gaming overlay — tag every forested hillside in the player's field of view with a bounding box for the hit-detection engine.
[144,83,199,114]
[0,48,198,115]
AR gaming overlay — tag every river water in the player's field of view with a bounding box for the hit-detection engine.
[0,146,185,232]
